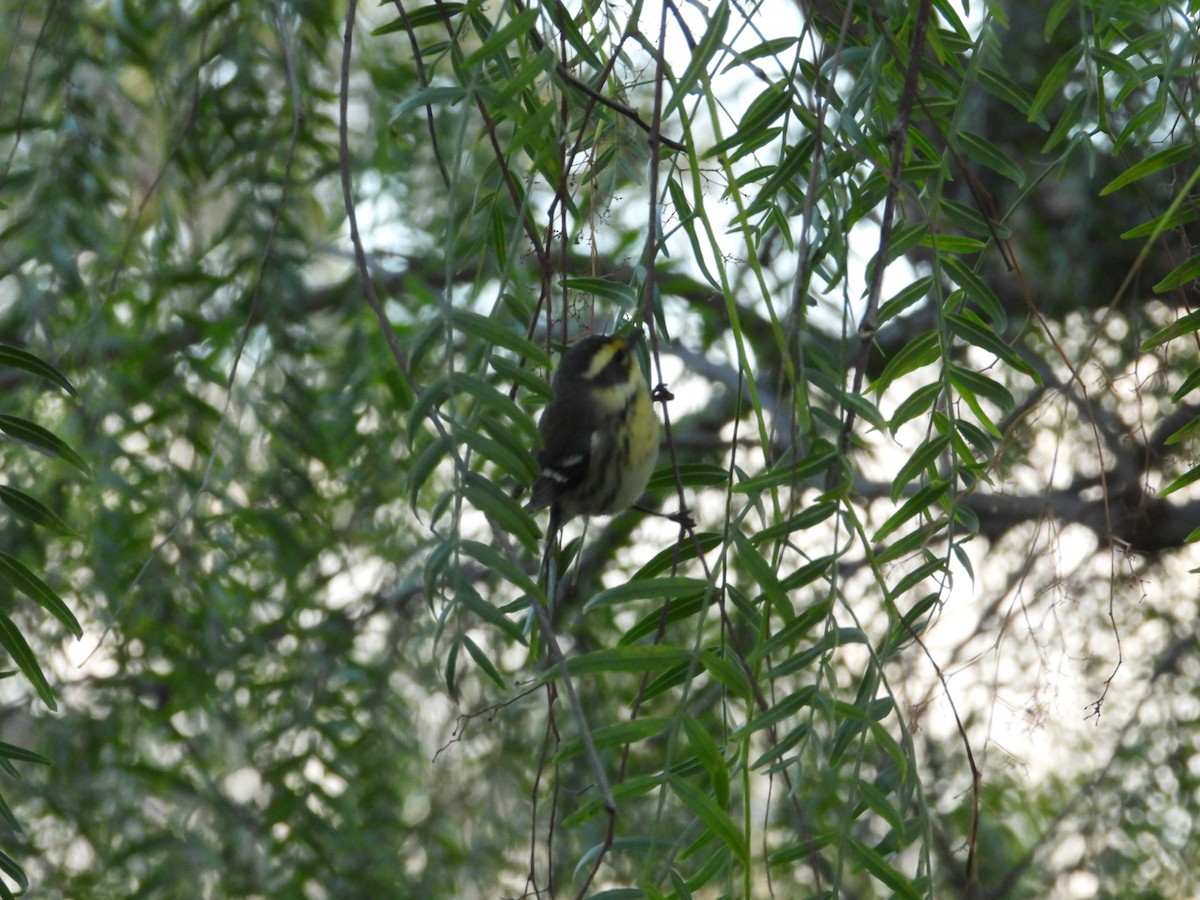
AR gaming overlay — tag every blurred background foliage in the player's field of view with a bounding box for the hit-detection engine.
[2,0,1200,897]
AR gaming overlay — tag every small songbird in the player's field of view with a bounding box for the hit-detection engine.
[529,331,660,541]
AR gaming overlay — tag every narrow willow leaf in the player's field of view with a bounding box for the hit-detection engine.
[919,233,987,254]
[560,276,638,308]
[735,443,839,493]
[564,645,693,676]
[461,8,539,69]
[451,309,551,368]
[877,275,933,327]
[752,502,837,543]
[663,0,730,121]
[456,584,526,643]
[682,715,730,807]
[700,649,752,701]
[0,486,76,535]
[857,777,905,834]
[373,2,464,34]
[871,331,940,398]
[619,592,707,646]
[0,345,77,396]
[1102,143,1194,195]
[890,435,951,502]
[1028,45,1083,122]
[0,415,91,476]
[1141,307,1200,350]
[957,132,1026,186]
[706,81,790,158]
[408,434,453,509]
[873,479,950,544]
[561,774,663,827]
[748,596,833,664]
[391,85,470,121]
[1041,92,1086,154]
[0,846,28,890]
[890,382,943,433]
[646,463,728,491]
[771,832,842,867]
[0,552,82,637]
[669,775,748,865]
[461,634,507,689]
[885,556,946,601]
[1171,368,1200,403]
[768,628,873,676]
[633,531,723,580]
[942,255,1007,328]
[1164,417,1200,446]
[458,540,539,598]
[584,576,709,611]
[546,2,603,70]
[977,67,1036,119]
[0,614,55,710]
[732,686,817,738]
[734,531,789,621]
[1153,253,1200,293]
[846,836,922,899]
[949,364,1014,411]
[1158,463,1200,498]
[946,311,1037,380]
[1120,206,1198,240]
[555,717,672,762]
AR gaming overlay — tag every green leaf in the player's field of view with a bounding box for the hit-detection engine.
[0,552,82,638]
[0,415,92,476]
[919,233,987,254]
[1153,253,1200,293]
[949,363,1014,411]
[1101,143,1194,196]
[668,774,748,866]
[873,479,950,544]
[890,435,950,502]
[560,277,639,309]
[732,685,817,737]
[885,556,946,601]
[461,634,507,689]
[871,331,940,398]
[585,576,710,611]
[877,276,933,327]
[735,443,839,493]
[0,614,56,710]
[458,539,541,599]
[461,9,539,69]
[556,717,672,761]
[1171,368,1200,403]
[942,255,1007,328]
[890,382,943,432]
[957,132,1026,186]
[1141,307,1200,350]
[977,66,1038,120]
[1158,463,1200,498]
[408,433,454,509]
[846,836,922,899]
[451,308,552,368]
[663,0,730,121]
[1027,45,1083,123]
[564,645,694,677]
[682,715,730,807]
[0,344,78,396]
[372,2,464,34]
[946,311,1038,381]
[0,486,76,535]
[390,85,470,121]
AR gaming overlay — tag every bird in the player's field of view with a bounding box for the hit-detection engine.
[529,331,660,550]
